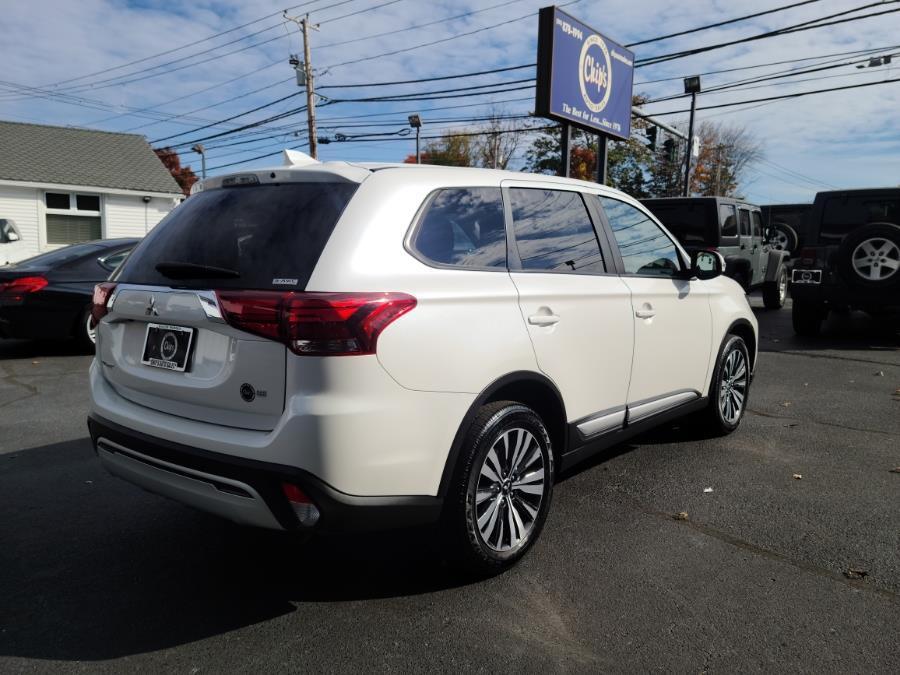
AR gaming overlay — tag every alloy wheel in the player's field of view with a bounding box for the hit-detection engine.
[718,348,747,425]
[851,237,900,281]
[778,269,787,304]
[474,427,545,552]
[86,313,97,345]
[771,229,790,251]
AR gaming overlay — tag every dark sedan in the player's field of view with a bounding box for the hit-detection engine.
[0,239,137,348]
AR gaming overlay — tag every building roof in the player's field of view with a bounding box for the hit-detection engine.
[0,120,183,195]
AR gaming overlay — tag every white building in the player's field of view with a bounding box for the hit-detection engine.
[0,120,184,264]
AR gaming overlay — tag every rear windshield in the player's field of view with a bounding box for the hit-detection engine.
[641,202,715,247]
[116,182,358,290]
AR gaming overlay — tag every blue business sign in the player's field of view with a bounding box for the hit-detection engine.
[535,6,635,140]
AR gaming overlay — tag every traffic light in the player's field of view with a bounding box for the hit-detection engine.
[663,138,676,162]
[646,126,657,151]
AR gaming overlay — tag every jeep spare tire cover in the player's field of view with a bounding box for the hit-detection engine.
[837,222,900,289]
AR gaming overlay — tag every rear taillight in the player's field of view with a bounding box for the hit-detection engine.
[0,276,48,303]
[91,282,117,327]
[798,247,818,267]
[216,291,416,356]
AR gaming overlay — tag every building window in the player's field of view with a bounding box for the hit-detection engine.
[44,191,102,245]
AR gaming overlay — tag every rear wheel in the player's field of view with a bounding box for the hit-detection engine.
[762,267,788,309]
[696,334,750,436]
[792,300,826,336]
[76,306,97,352]
[444,401,554,576]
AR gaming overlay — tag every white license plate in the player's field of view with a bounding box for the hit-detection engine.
[140,323,195,372]
[791,269,822,284]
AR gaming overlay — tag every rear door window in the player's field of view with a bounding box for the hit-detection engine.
[719,204,737,238]
[411,188,506,268]
[751,211,763,239]
[509,188,604,274]
[116,183,358,290]
[739,209,751,236]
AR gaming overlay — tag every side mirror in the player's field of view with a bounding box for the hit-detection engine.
[691,249,725,280]
[6,230,20,242]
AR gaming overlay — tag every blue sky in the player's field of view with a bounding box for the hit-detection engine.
[2,0,899,203]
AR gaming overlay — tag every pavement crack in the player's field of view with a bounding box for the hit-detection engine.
[639,504,899,605]
[747,408,900,438]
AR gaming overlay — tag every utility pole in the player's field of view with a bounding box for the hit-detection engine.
[559,123,571,178]
[285,11,319,159]
[682,76,701,197]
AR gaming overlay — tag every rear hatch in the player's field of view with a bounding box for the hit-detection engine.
[98,177,360,431]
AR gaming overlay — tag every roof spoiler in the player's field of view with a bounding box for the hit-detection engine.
[283,149,320,167]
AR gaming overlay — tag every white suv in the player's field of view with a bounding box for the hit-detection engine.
[88,154,757,574]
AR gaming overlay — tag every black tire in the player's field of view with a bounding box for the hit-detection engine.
[762,266,788,309]
[770,222,799,254]
[696,334,751,436]
[443,401,554,576]
[792,300,826,336]
[75,305,97,352]
[836,222,900,291]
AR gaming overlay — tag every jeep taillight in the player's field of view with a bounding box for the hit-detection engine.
[216,291,416,356]
[91,282,117,327]
[798,248,818,266]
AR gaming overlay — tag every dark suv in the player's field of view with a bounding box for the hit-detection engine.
[641,197,789,309]
[790,188,900,335]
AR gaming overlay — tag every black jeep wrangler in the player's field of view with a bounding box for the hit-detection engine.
[790,188,900,335]
[641,196,790,309]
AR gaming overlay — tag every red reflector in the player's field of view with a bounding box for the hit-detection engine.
[216,291,416,356]
[798,247,817,266]
[281,482,312,504]
[91,282,117,328]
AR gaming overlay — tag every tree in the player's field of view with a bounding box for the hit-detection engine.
[403,132,476,166]
[154,147,197,196]
[521,95,653,195]
[473,111,525,169]
[690,122,764,196]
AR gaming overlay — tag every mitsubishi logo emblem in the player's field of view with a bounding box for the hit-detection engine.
[146,295,159,316]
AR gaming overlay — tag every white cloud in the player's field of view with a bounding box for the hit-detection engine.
[1,0,898,202]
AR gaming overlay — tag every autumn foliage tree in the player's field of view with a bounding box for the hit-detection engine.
[154,147,198,196]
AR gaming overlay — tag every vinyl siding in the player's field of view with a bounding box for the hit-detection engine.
[0,185,41,259]
[103,194,177,238]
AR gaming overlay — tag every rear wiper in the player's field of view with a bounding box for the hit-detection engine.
[155,261,240,279]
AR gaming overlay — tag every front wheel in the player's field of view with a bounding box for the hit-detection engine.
[762,267,788,309]
[444,401,554,576]
[696,334,751,436]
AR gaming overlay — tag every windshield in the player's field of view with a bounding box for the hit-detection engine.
[116,182,359,290]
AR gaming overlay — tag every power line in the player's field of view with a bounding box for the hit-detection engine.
[635,1,900,68]
[625,0,824,47]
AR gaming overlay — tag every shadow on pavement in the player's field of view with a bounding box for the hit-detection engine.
[0,438,473,662]
[0,338,92,360]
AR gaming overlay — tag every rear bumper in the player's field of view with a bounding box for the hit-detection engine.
[790,273,900,311]
[88,415,443,533]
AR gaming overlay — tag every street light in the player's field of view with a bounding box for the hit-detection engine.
[408,114,422,164]
[191,143,207,179]
[682,76,701,196]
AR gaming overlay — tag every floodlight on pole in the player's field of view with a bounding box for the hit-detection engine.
[191,143,206,179]
[408,114,423,164]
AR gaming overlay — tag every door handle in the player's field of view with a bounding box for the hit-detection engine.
[528,314,560,326]
[635,309,656,319]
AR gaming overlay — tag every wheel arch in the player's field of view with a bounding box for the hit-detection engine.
[437,371,567,498]
[764,250,788,283]
[726,318,757,373]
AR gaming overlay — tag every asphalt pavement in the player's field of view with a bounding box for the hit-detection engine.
[1,297,898,672]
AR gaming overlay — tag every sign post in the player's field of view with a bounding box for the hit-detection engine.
[535,6,635,182]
